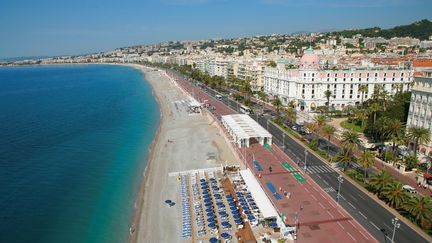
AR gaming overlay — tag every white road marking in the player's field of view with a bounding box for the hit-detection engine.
[347,232,357,242]
[359,212,367,219]
[317,174,322,179]
[359,229,369,240]
[370,221,380,230]
[340,195,346,200]
[327,211,335,218]
[305,188,310,193]
[311,195,317,201]
[348,202,356,209]
[319,202,325,209]
[323,179,329,186]
[349,220,358,229]
[337,221,345,229]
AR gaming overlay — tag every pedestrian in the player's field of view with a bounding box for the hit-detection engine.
[284,191,288,197]
[300,204,303,211]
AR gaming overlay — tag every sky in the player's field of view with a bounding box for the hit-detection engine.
[0,0,431,58]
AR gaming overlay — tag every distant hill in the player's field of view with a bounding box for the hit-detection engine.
[331,19,432,40]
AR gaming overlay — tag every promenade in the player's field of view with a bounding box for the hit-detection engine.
[168,70,377,242]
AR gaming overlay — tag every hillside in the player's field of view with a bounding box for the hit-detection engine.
[331,19,432,40]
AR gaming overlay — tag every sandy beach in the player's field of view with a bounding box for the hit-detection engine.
[126,64,238,243]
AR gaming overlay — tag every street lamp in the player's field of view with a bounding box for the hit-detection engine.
[391,217,400,243]
[304,149,308,172]
[336,175,344,203]
[282,133,286,150]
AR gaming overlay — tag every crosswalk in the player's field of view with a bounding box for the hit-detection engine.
[306,165,335,174]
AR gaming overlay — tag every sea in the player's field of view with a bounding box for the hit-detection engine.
[0,64,160,243]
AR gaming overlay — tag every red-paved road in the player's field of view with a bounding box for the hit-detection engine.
[166,70,377,242]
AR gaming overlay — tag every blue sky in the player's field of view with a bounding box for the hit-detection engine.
[0,0,431,58]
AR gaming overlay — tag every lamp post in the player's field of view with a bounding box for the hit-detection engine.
[282,133,286,150]
[336,175,344,203]
[304,149,308,172]
[391,217,400,243]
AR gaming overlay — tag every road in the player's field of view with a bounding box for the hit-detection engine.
[167,69,431,243]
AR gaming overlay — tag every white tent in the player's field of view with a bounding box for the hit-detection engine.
[221,114,272,148]
[240,169,278,220]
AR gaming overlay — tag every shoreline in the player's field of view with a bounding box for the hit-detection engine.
[124,64,164,243]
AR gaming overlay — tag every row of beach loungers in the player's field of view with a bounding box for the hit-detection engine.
[180,175,192,238]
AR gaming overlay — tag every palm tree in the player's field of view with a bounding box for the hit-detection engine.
[382,181,406,209]
[314,114,327,128]
[324,90,332,115]
[334,149,354,171]
[358,84,368,108]
[358,150,375,181]
[368,102,380,125]
[385,119,404,152]
[272,96,283,113]
[369,169,392,196]
[354,108,367,128]
[404,195,432,227]
[406,126,430,156]
[340,130,361,154]
[322,124,336,154]
[284,107,296,125]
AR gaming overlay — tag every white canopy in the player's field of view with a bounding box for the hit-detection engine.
[240,169,279,219]
[221,114,272,147]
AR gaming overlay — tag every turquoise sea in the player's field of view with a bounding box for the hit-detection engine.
[0,64,160,243]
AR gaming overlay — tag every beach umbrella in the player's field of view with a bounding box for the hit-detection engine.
[203,194,211,199]
[205,208,213,213]
[208,222,217,229]
[165,199,172,204]
[233,214,241,220]
[221,233,230,239]
[248,215,256,221]
[269,222,278,228]
[221,221,231,227]
[200,178,206,182]
[207,212,214,217]
[235,218,243,224]
[209,237,219,243]
[205,202,212,207]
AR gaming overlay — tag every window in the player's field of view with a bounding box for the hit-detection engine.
[342,95,345,99]
[401,73,404,77]
[384,73,387,77]
[312,73,315,77]
[375,73,378,77]
[392,78,395,81]
[367,78,369,81]
[327,84,330,89]
[384,78,386,81]
[393,73,395,77]
[351,78,353,81]
[327,73,330,77]
[349,95,352,99]
[359,73,362,77]
[343,78,346,81]
[304,73,306,77]
[327,78,330,81]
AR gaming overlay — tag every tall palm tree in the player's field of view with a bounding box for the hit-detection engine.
[406,126,430,156]
[324,90,332,115]
[322,124,336,154]
[368,102,380,125]
[340,130,361,154]
[382,181,406,209]
[369,169,392,196]
[358,84,368,108]
[358,150,375,181]
[385,119,404,152]
[404,195,432,227]
[272,96,283,113]
[284,107,296,125]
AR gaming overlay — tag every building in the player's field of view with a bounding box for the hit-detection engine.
[406,70,432,156]
[263,47,412,111]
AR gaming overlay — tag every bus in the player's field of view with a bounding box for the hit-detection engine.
[240,105,252,114]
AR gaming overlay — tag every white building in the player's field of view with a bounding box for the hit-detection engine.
[406,70,432,156]
[263,47,412,111]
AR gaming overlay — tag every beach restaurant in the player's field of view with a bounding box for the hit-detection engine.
[221,114,272,148]
[239,169,279,221]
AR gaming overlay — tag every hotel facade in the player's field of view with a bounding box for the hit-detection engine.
[407,71,432,156]
[263,47,412,111]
